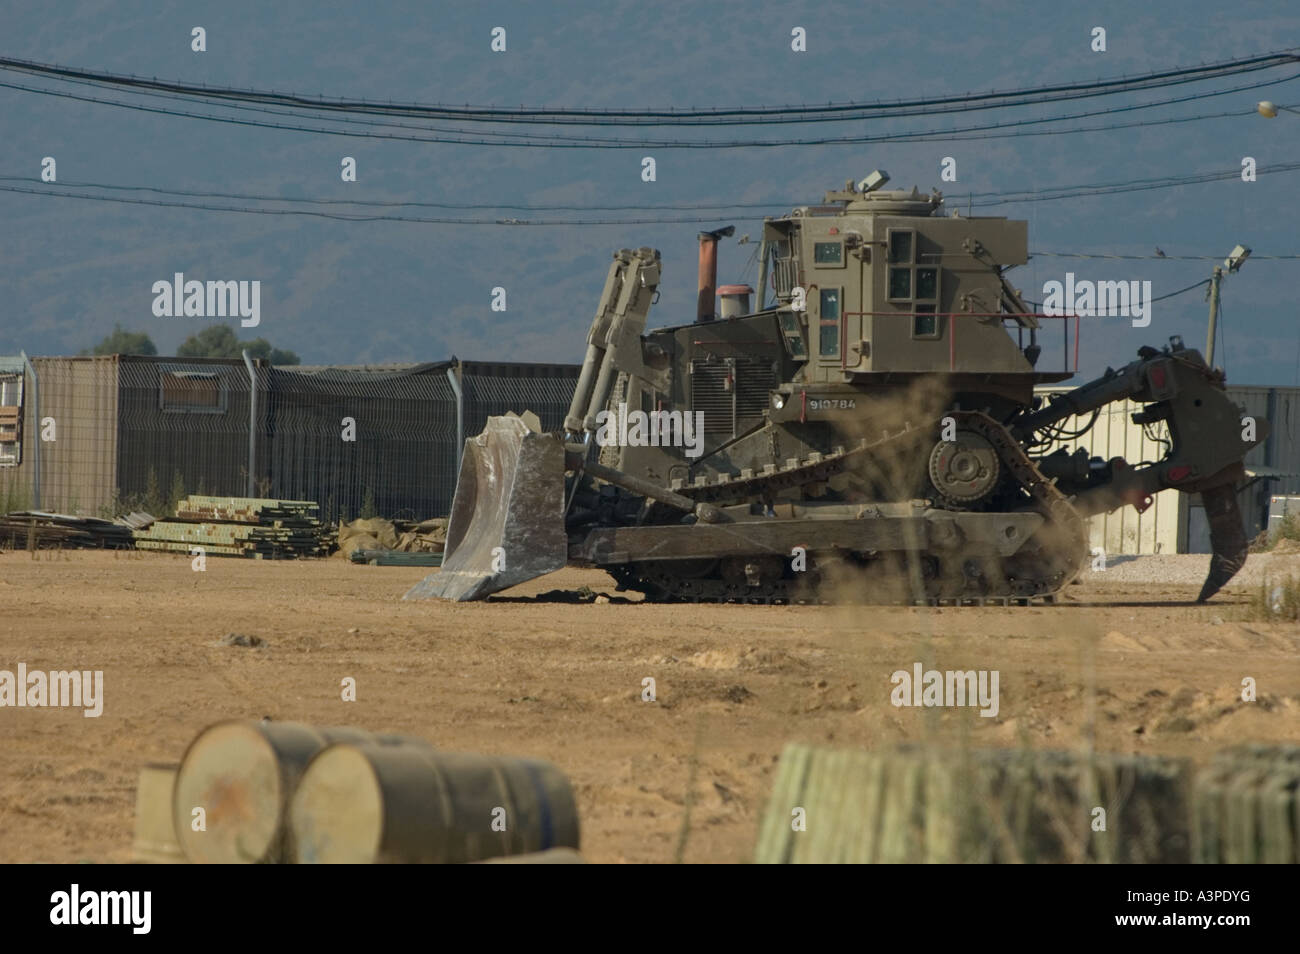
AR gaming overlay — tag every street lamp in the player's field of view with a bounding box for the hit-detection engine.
[1205,245,1250,367]
[1257,101,1300,118]
[1225,244,1251,273]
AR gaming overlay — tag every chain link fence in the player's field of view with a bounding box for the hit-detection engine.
[0,354,578,523]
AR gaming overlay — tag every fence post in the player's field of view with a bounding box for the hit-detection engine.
[20,351,39,510]
[242,350,256,497]
[446,360,464,471]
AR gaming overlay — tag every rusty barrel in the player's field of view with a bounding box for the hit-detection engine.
[173,720,423,863]
[289,741,580,863]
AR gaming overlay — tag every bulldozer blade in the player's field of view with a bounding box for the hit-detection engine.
[403,415,568,602]
[1197,483,1248,603]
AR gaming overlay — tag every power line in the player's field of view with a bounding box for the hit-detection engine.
[1023,279,1213,309]
[956,161,1300,208]
[4,64,1295,150]
[9,175,1300,252]
[7,159,1300,222]
[4,73,1291,150]
[1,49,1296,126]
[1153,278,1213,302]
[0,182,740,225]
[16,171,1291,216]
[0,173,777,212]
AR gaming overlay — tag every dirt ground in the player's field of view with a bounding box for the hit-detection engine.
[1,549,1298,864]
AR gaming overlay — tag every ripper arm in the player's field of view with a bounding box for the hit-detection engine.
[1017,338,1267,515]
[1014,337,1268,601]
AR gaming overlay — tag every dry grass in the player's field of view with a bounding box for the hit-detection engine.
[1248,574,1300,622]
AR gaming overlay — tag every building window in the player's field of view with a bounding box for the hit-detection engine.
[819,288,840,357]
[813,241,843,266]
[0,372,22,466]
[160,370,227,413]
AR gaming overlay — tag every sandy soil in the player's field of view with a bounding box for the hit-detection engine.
[1,549,1298,864]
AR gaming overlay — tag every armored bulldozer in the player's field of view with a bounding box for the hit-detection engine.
[408,171,1267,605]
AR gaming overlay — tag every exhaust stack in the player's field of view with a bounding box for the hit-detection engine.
[697,226,735,322]
[718,284,754,319]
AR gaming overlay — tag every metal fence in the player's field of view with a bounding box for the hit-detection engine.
[266,363,457,523]
[0,354,578,523]
[118,356,255,507]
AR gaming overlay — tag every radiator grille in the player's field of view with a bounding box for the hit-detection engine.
[691,357,775,440]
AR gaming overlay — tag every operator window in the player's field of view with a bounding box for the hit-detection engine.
[779,310,807,357]
[888,268,912,300]
[887,229,914,264]
[819,288,840,356]
[813,241,843,266]
[913,304,939,338]
[884,230,942,338]
[916,267,938,300]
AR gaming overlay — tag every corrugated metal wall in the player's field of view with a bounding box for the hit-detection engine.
[1224,386,1300,550]
[1035,393,1181,555]
[28,357,119,514]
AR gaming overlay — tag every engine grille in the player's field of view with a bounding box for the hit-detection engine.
[691,357,776,440]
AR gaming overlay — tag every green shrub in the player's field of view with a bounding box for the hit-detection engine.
[1270,513,1300,549]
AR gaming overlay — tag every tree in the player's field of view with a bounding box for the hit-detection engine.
[270,348,300,366]
[168,469,187,514]
[81,323,157,356]
[241,336,301,366]
[176,325,241,359]
[175,324,301,365]
[143,467,164,517]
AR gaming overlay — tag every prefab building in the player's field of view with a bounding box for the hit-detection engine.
[1035,384,1300,554]
[0,354,255,516]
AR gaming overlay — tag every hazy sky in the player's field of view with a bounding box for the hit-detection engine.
[2,0,1298,385]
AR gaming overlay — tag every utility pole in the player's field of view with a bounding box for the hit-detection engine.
[1204,265,1222,368]
[1205,244,1251,368]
